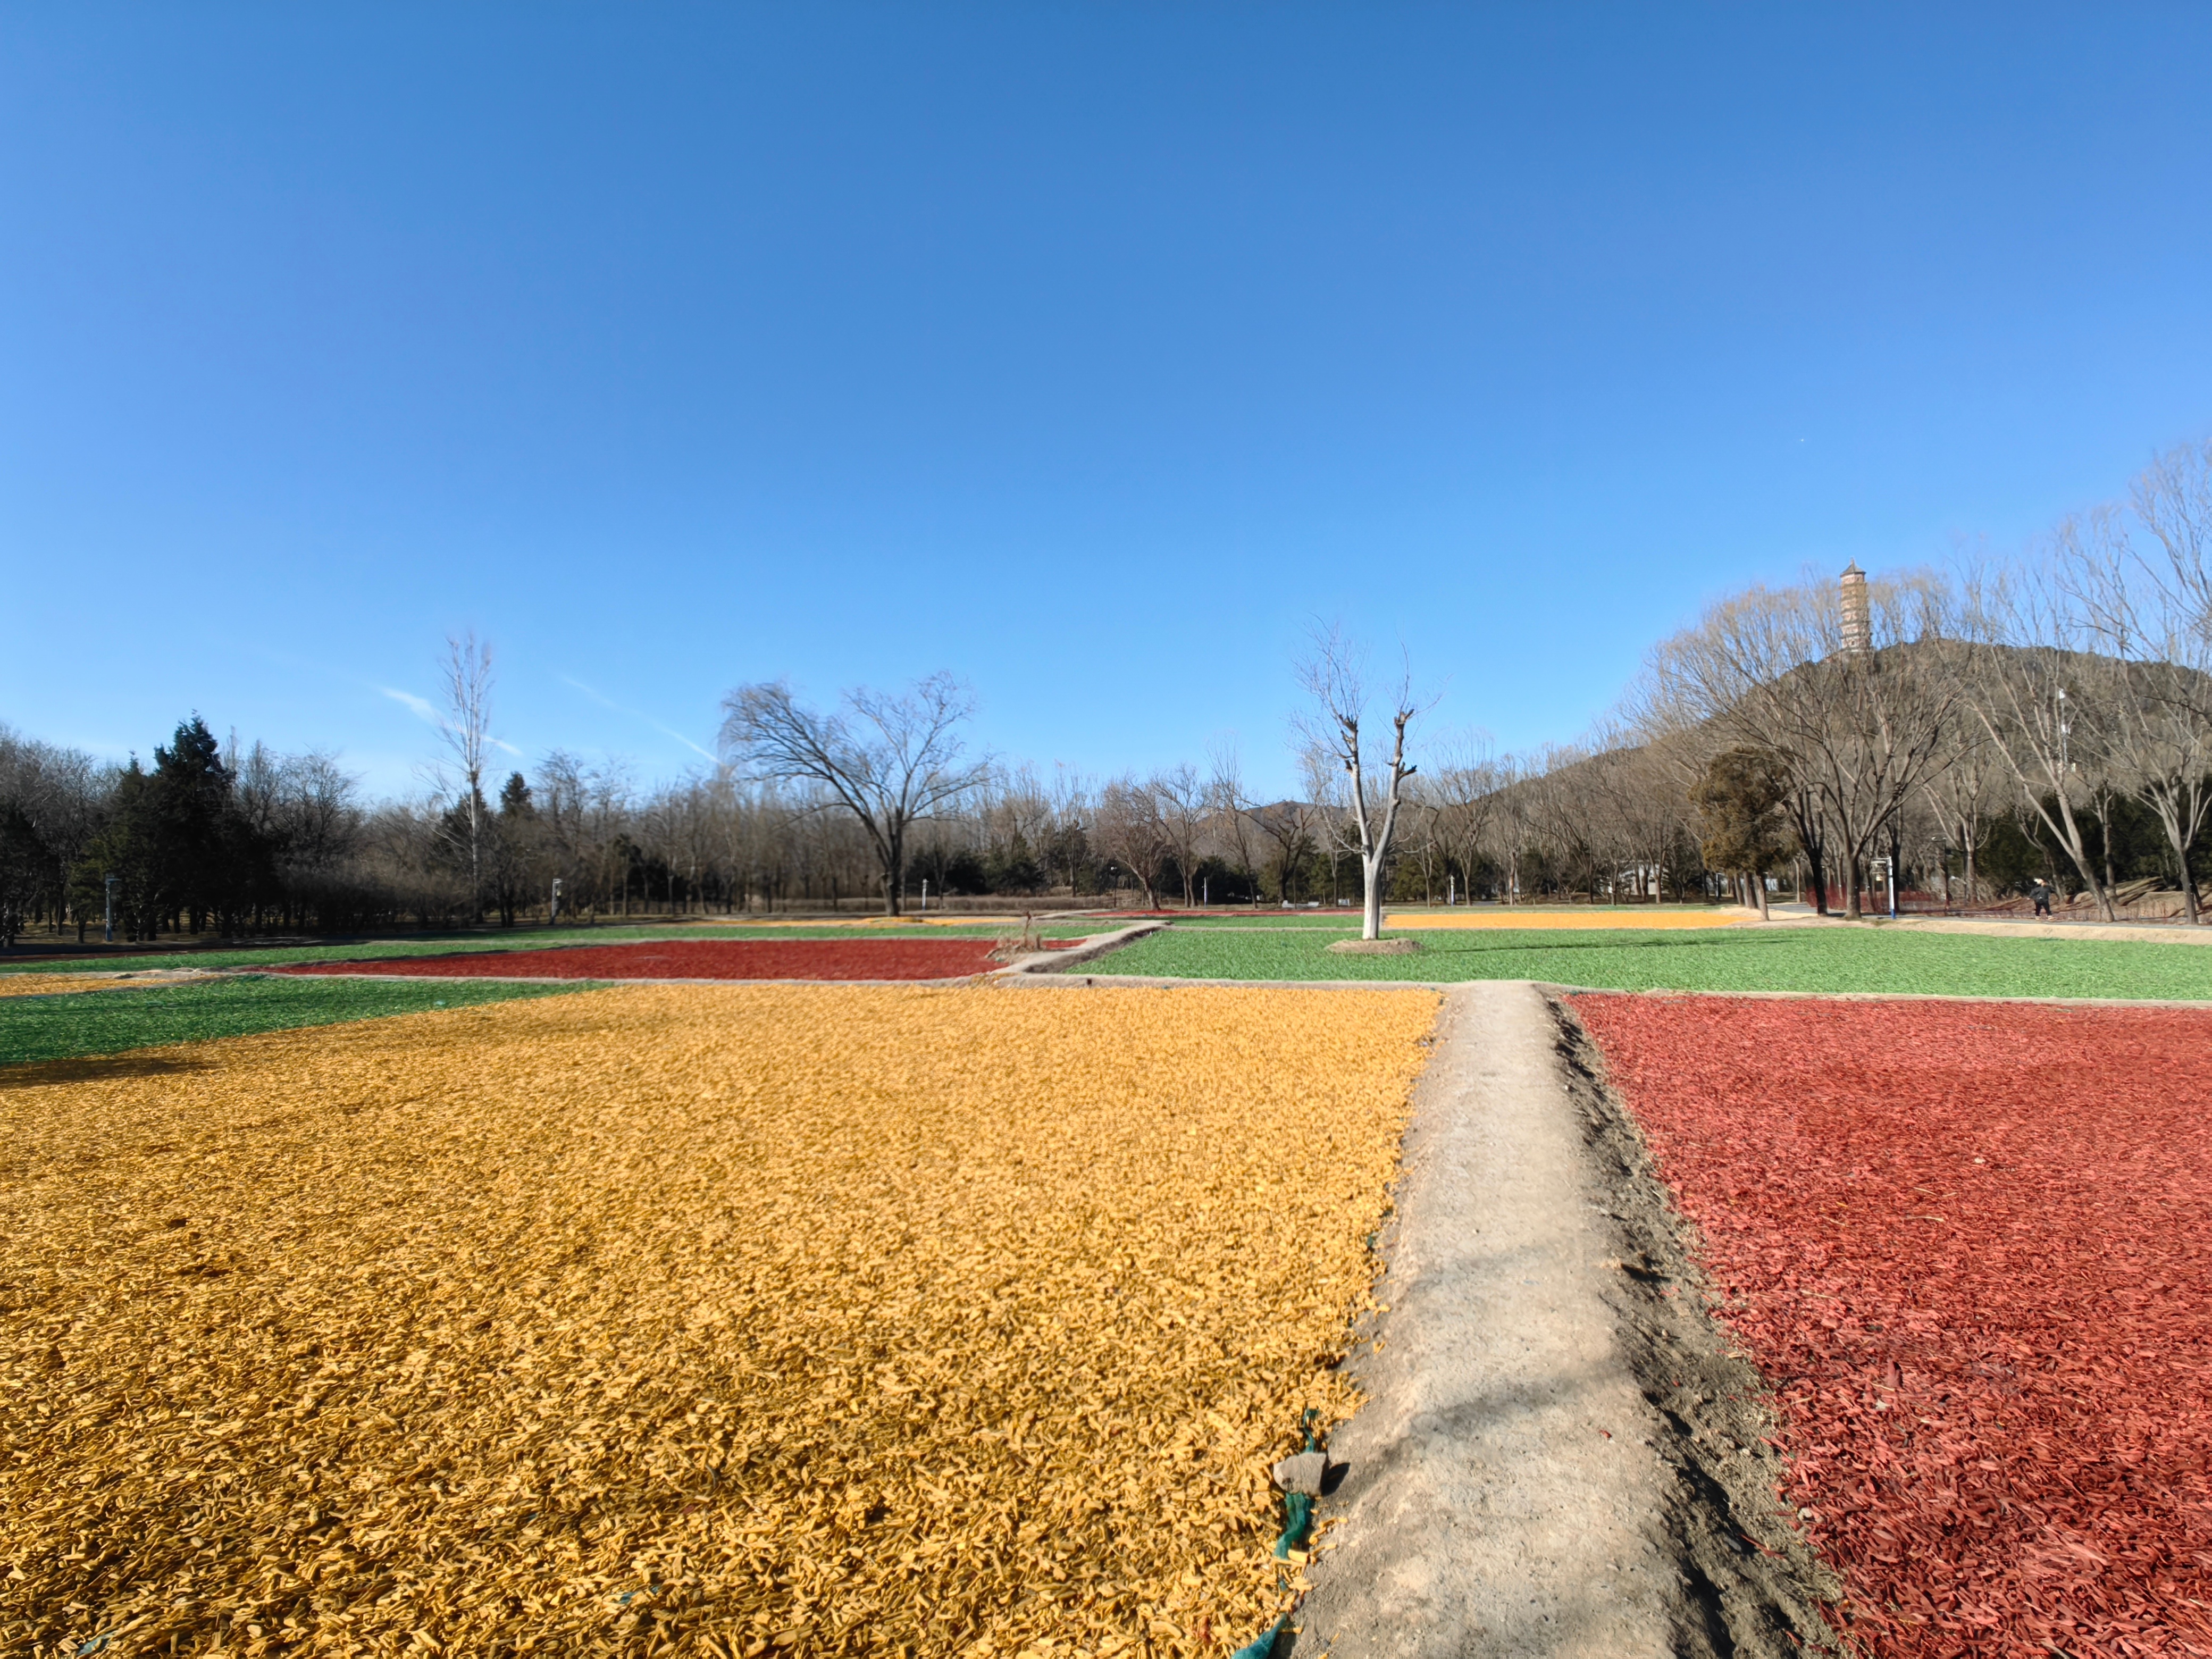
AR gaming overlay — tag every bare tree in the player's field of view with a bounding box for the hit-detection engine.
[1295,626,1428,940]
[720,673,988,916]
[1046,765,1095,896]
[1488,752,1538,903]
[1426,731,1497,904]
[539,749,634,921]
[1920,715,2003,909]
[1152,763,1209,907]
[1644,571,1965,919]
[435,631,496,918]
[1960,543,2123,920]
[1247,794,1318,904]
[2094,441,2212,922]
[1094,775,1169,907]
[1205,742,1264,906]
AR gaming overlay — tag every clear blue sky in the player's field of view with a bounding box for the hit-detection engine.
[7,5,2212,798]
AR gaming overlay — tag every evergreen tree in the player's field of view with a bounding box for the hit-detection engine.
[0,803,51,948]
[490,771,539,926]
[75,760,170,940]
[152,716,234,929]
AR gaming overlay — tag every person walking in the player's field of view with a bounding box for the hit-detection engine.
[2031,878,2055,917]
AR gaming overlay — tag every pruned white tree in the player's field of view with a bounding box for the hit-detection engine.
[1295,626,1428,941]
[719,672,988,915]
[437,631,496,918]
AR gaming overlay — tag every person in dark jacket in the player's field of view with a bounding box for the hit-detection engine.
[2031,878,2054,917]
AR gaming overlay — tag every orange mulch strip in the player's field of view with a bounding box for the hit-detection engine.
[0,973,137,998]
[2,982,1436,1657]
[1388,908,1751,931]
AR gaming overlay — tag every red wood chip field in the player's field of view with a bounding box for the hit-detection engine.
[1570,993,2212,1658]
[278,937,1069,982]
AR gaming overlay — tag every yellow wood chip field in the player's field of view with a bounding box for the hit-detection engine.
[3,983,1437,1657]
[1384,908,1749,930]
[0,974,137,998]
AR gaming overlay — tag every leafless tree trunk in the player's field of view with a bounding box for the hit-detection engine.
[438,631,495,920]
[1152,763,1209,907]
[1960,547,2121,920]
[1640,570,1964,920]
[1428,731,1498,904]
[1206,743,1265,905]
[720,673,987,915]
[1094,775,1169,908]
[1296,626,1428,941]
[2095,441,2212,923]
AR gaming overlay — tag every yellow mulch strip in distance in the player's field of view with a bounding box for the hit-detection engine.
[1387,907,1752,930]
[0,972,138,997]
[3,982,1437,1657]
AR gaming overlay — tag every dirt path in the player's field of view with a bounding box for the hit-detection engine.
[1292,982,1834,1657]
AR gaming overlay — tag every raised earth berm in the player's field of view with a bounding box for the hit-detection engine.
[1327,936,1423,956]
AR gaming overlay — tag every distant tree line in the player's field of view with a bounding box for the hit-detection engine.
[8,441,2211,943]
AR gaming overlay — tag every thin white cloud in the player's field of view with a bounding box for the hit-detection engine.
[380,687,439,724]
[382,686,521,757]
[560,675,718,763]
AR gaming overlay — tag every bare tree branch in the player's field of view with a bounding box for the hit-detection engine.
[718,672,989,915]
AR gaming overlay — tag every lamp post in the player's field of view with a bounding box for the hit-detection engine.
[1871,856,1897,919]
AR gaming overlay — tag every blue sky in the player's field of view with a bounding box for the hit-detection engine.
[7,4,2212,798]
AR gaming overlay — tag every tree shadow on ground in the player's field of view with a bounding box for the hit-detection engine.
[0,1052,214,1090]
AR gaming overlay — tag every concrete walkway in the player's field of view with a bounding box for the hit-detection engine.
[1292,981,1681,1657]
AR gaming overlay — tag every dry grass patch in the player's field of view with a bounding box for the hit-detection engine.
[3,982,1436,1657]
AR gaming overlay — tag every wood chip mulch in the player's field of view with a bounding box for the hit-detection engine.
[0,974,136,998]
[275,940,1074,982]
[3,982,1435,1657]
[1571,992,2212,1658]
